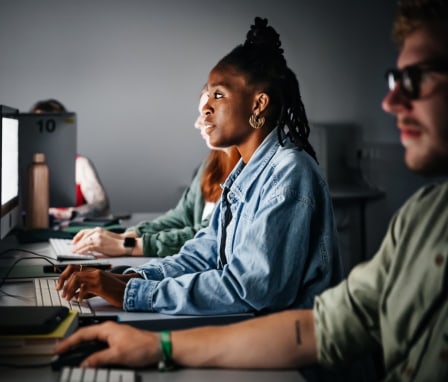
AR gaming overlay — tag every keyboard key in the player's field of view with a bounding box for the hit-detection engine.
[49,238,97,260]
[109,369,136,382]
[82,368,96,382]
[59,367,137,382]
[34,278,94,316]
[94,369,108,382]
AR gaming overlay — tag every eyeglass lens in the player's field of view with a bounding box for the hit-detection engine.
[386,62,448,99]
[386,67,419,99]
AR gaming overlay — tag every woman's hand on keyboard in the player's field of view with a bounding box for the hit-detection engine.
[55,264,137,308]
[72,227,140,257]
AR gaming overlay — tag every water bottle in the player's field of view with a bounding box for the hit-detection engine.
[26,153,49,229]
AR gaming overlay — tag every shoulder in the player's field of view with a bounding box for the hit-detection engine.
[391,181,448,235]
[271,144,324,185]
[76,155,98,177]
[76,155,95,167]
[258,146,329,207]
[76,155,90,164]
[399,181,448,214]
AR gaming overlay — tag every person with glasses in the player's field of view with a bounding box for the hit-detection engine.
[55,1,448,380]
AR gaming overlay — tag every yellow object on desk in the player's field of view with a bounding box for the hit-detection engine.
[0,310,78,356]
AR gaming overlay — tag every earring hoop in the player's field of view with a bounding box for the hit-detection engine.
[249,113,265,129]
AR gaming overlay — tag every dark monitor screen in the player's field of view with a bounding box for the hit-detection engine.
[0,105,20,239]
[18,113,77,209]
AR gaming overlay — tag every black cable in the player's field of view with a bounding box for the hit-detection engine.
[0,248,55,291]
[0,361,52,368]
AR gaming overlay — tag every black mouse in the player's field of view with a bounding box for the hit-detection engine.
[51,340,109,371]
[109,265,131,274]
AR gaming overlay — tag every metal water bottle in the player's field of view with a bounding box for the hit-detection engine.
[26,153,49,229]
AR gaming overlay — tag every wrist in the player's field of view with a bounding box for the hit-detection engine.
[123,237,136,256]
[158,331,175,371]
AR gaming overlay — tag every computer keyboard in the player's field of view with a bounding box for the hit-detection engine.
[49,238,97,261]
[34,278,94,316]
[59,367,137,382]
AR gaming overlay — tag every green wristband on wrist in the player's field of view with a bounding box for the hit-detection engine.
[158,330,175,371]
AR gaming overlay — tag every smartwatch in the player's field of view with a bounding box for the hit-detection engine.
[123,237,136,255]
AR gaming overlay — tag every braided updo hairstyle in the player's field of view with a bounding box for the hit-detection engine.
[216,17,317,162]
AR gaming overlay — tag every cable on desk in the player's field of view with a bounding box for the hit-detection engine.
[0,360,53,369]
[0,247,56,260]
[0,248,55,291]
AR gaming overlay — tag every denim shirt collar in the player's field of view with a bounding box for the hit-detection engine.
[222,128,289,203]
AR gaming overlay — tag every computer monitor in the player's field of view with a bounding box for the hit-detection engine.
[18,112,77,209]
[308,122,362,187]
[0,105,20,239]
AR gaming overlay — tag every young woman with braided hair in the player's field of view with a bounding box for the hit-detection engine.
[56,17,344,317]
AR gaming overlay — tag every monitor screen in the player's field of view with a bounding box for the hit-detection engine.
[18,112,77,209]
[0,105,20,239]
[308,123,362,187]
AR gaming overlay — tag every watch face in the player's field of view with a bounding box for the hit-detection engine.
[124,237,136,248]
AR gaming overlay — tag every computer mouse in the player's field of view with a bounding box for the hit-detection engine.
[51,340,109,371]
[109,265,131,274]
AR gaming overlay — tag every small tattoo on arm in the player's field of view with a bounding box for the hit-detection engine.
[295,320,302,344]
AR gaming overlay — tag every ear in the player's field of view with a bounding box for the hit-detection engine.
[253,92,269,114]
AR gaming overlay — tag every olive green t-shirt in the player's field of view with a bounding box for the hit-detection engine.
[314,182,448,381]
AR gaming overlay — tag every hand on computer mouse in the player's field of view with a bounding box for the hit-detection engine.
[51,340,109,370]
[54,321,161,368]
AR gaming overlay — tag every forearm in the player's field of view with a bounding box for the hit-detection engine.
[171,309,318,369]
[141,226,202,257]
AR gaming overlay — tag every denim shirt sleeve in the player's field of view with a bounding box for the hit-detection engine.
[123,213,221,312]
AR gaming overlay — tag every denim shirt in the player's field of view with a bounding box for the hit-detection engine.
[124,129,344,314]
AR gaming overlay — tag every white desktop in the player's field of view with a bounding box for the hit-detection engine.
[0,105,20,240]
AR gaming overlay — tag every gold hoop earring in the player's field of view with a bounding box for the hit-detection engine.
[249,113,265,129]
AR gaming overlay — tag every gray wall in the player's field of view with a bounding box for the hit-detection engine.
[3,0,426,257]
[1,0,397,209]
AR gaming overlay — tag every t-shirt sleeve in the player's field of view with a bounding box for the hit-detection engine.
[313,233,394,366]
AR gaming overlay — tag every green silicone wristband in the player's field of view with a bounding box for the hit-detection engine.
[158,330,175,371]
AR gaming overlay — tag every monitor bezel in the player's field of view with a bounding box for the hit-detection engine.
[0,105,20,239]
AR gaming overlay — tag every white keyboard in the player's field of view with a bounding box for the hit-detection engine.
[34,278,94,316]
[49,238,97,261]
[59,367,137,382]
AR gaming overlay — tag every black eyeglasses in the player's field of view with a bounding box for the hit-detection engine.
[385,62,448,99]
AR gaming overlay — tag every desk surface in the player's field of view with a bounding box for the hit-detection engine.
[0,222,306,381]
[0,238,254,325]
